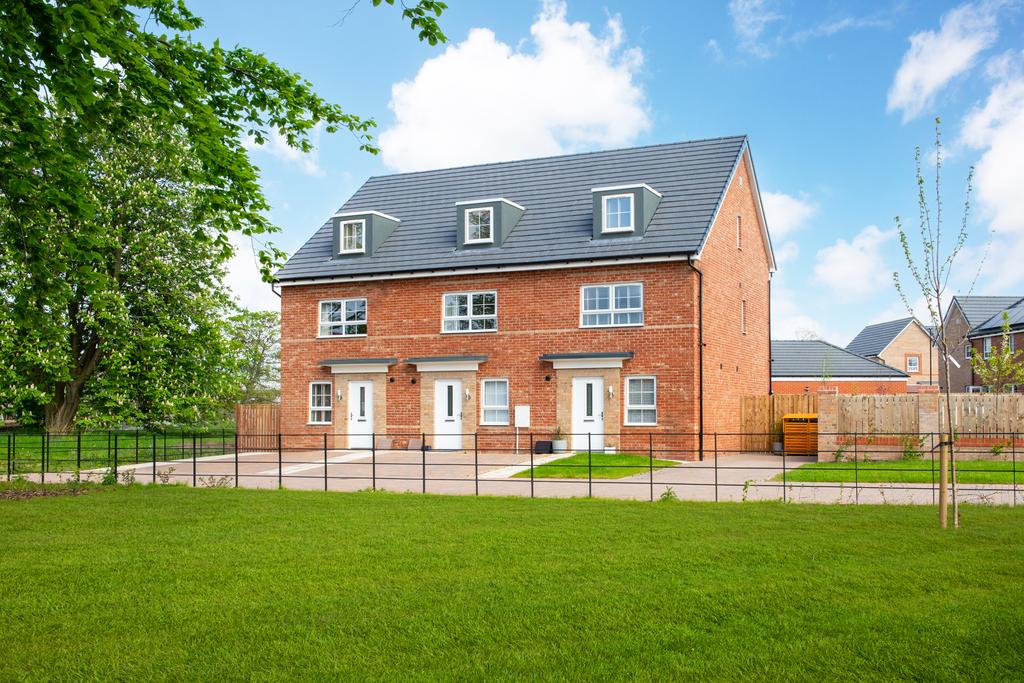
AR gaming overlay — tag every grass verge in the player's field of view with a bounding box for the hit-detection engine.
[2,487,1023,679]
[512,451,678,478]
[777,459,1022,484]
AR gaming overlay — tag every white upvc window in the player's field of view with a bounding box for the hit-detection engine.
[907,356,920,373]
[340,220,365,254]
[309,381,333,424]
[465,207,493,244]
[602,194,634,232]
[965,343,972,360]
[1010,336,1016,353]
[442,291,497,333]
[984,337,993,359]
[319,298,367,337]
[625,377,657,426]
[581,283,643,327]
[480,379,509,425]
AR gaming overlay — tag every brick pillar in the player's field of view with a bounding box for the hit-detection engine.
[816,388,839,462]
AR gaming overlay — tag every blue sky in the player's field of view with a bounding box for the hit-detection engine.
[190,0,1024,346]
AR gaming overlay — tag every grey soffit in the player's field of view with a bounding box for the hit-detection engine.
[405,355,489,364]
[845,318,915,357]
[971,298,1024,336]
[954,295,1024,329]
[320,357,398,366]
[539,352,635,361]
[276,136,748,281]
[771,340,908,378]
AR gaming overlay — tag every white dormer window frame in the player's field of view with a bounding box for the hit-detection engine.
[602,193,634,233]
[464,207,494,244]
[339,219,366,254]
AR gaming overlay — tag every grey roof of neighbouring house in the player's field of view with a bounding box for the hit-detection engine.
[971,298,1024,337]
[276,136,764,281]
[772,340,908,378]
[845,318,919,357]
[952,295,1024,328]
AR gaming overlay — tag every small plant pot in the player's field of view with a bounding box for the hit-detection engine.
[552,439,568,453]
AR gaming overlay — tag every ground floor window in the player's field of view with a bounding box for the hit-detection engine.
[481,378,509,425]
[625,376,656,425]
[309,381,333,424]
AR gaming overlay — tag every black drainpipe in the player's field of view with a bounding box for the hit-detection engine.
[767,277,773,395]
[686,256,704,462]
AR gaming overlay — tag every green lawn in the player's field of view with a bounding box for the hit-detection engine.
[2,486,1023,679]
[778,459,1023,484]
[512,451,678,479]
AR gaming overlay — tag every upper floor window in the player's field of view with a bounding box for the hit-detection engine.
[581,283,643,327]
[602,194,634,233]
[906,355,920,373]
[625,377,657,425]
[309,382,333,424]
[443,291,497,332]
[965,343,972,361]
[465,207,493,244]
[481,378,509,425]
[319,299,367,337]
[340,220,365,254]
[984,337,993,358]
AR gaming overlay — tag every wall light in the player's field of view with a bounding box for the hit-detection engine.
[607,386,614,398]
[465,389,471,401]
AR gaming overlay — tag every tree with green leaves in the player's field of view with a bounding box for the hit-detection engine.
[893,118,981,529]
[226,309,281,406]
[0,0,446,431]
[970,312,1024,393]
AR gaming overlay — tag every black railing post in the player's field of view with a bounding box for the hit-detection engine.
[39,432,45,483]
[714,433,719,503]
[649,433,654,502]
[76,430,82,471]
[371,433,377,491]
[10,431,15,479]
[113,432,119,481]
[530,432,535,499]
[6,431,10,481]
[277,433,283,489]
[234,433,239,488]
[854,431,859,505]
[421,433,426,494]
[930,432,936,506]
[1013,431,1017,508]
[474,433,479,497]
[44,431,49,473]
[192,434,197,487]
[135,429,139,464]
[587,433,593,499]
[781,441,786,503]
[151,433,157,484]
[325,432,330,492]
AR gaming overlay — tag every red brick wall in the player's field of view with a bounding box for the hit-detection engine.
[698,153,773,445]
[772,380,908,395]
[280,262,701,444]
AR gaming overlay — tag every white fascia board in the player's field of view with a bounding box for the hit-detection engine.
[412,360,483,372]
[549,358,626,370]
[328,364,391,374]
[454,197,526,211]
[277,254,689,287]
[590,183,663,198]
[333,210,401,223]
[771,376,908,382]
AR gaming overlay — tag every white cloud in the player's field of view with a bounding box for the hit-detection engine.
[887,1,1002,122]
[706,38,725,63]
[243,127,324,176]
[813,225,897,300]
[225,234,280,312]
[771,286,839,341]
[762,191,817,238]
[774,241,799,266]
[728,0,781,58]
[378,1,649,172]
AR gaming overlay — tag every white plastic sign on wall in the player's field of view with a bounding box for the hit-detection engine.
[514,405,531,428]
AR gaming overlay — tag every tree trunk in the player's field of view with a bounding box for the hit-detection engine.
[44,379,85,433]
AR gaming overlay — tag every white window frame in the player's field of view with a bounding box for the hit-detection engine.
[464,207,494,245]
[906,355,920,373]
[984,337,993,359]
[480,378,510,426]
[441,291,498,333]
[309,381,333,424]
[624,376,657,426]
[339,219,366,254]
[580,282,644,328]
[601,193,634,233]
[318,298,368,338]
[965,343,972,361]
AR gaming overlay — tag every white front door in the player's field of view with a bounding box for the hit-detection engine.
[571,377,604,451]
[347,381,374,449]
[434,379,463,451]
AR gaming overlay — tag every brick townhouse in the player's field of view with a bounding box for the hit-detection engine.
[275,136,776,455]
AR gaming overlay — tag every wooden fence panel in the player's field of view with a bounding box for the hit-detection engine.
[941,393,1024,434]
[837,395,919,434]
[740,394,818,451]
[235,403,280,451]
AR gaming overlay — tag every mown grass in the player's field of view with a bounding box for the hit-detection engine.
[512,451,678,479]
[778,459,1023,484]
[2,487,1023,680]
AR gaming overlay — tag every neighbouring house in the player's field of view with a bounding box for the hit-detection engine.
[964,298,1024,392]
[845,317,938,387]
[275,136,776,455]
[941,295,1023,392]
[771,340,909,394]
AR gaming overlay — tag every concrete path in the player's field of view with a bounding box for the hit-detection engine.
[21,450,1021,506]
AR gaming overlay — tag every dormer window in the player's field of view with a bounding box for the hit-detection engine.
[602,195,634,233]
[340,219,366,254]
[465,207,493,244]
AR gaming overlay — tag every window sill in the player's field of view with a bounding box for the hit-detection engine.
[307,422,332,426]
[479,422,510,427]
[441,328,499,335]
[601,227,635,234]
[624,422,658,427]
[579,323,644,329]
[317,334,368,339]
